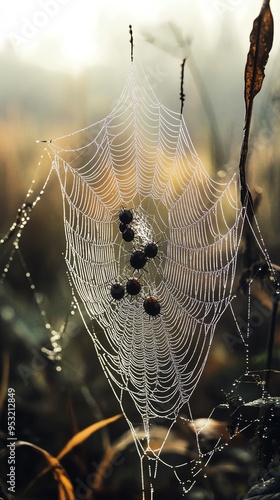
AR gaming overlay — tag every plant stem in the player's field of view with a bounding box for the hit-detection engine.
[264,291,279,392]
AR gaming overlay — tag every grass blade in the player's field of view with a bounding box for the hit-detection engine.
[57,413,123,461]
[16,441,75,500]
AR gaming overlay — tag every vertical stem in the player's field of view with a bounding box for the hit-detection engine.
[129,25,134,62]
[238,102,255,219]
[238,111,255,273]
[180,58,186,115]
[264,291,279,392]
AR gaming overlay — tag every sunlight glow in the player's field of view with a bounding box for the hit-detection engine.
[58,4,99,68]
[60,32,98,67]
[0,0,279,74]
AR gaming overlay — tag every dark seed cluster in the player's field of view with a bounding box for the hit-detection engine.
[144,296,161,316]
[119,209,134,242]
[110,282,125,300]
[130,250,147,270]
[144,242,158,258]
[126,277,141,296]
[110,208,161,316]
[119,209,133,225]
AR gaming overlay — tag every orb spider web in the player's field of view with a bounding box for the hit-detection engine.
[44,57,246,497]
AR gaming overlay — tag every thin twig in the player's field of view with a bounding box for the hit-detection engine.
[264,291,279,392]
[180,58,186,115]
[129,25,134,62]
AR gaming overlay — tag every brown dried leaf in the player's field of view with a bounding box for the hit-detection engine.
[57,413,123,461]
[19,414,122,498]
[245,1,273,116]
[16,441,75,500]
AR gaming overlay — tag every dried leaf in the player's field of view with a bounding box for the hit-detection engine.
[57,413,123,461]
[19,414,122,498]
[16,441,75,500]
[245,1,274,116]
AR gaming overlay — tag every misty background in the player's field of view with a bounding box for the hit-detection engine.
[1,1,280,234]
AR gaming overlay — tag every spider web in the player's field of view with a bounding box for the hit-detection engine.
[46,62,245,497]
